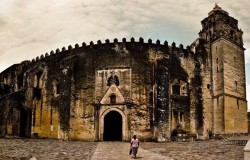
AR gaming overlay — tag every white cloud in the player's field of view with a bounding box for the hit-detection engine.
[0,0,249,62]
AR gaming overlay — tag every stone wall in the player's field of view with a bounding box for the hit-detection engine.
[224,96,248,133]
[0,5,249,140]
[0,36,248,141]
[211,38,248,134]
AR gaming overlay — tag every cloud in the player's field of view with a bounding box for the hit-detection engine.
[0,0,249,64]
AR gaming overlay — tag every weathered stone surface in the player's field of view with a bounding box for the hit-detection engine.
[0,5,248,142]
[0,138,97,160]
[142,140,245,160]
[0,138,246,160]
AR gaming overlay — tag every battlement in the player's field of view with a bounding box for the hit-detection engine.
[22,37,195,65]
[0,36,204,82]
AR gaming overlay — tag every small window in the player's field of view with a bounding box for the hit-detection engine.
[207,84,211,89]
[172,85,180,95]
[56,83,60,95]
[237,99,239,109]
[235,81,238,91]
[110,95,116,104]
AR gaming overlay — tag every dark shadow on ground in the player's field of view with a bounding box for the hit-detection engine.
[130,156,143,159]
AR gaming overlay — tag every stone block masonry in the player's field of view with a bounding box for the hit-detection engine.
[0,4,248,141]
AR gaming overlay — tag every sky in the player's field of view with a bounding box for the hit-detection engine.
[0,0,250,107]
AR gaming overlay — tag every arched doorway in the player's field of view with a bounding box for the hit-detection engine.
[103,111,122,141]
[19,108,32,137]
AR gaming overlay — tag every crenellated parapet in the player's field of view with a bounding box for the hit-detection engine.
[23,37,196,65]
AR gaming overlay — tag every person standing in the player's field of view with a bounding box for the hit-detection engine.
[131,135,139,158]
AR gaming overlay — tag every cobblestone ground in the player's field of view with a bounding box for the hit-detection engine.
[91,142,172,160]
[0,138,97,160]
[0,138,245,160]
[141,140,244,160]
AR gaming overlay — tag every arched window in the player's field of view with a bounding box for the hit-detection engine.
[171,79,188,96]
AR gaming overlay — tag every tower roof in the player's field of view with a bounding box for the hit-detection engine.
[208,4,228,16]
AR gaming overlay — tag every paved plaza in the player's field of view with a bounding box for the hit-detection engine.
[0,138,246,160]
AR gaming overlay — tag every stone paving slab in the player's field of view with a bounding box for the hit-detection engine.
[142,140,245,160]
[91,142,173,160]
[0,138,97,160]
[0,138,245,160]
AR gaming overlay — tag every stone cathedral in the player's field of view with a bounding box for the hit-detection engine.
[0,5,248,141]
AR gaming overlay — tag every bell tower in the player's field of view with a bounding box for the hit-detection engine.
[199,4,248,134]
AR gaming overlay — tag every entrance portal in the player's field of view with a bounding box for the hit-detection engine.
[103,111,122,141]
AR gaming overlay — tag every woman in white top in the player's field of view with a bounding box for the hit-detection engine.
[131,135,139,158]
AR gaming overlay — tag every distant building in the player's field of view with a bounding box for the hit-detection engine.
[0,5,248,141]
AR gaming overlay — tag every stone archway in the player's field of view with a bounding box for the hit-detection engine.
[19,108,32,137]
[103,111,122,141]
[100,107,128,141]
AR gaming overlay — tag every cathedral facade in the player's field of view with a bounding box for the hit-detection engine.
[0,5,248,141]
